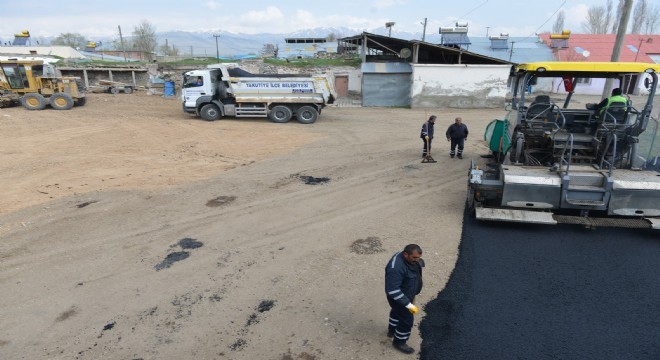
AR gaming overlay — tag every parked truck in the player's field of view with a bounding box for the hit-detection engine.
[181,64,336,123]
[0,59,86,110]
[467,62,660,229]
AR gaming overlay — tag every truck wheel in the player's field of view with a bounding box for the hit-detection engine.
[269,105,292,123]
[200,104,221,121]
[296,106,319,124]
[21,93,47,110]
[123,87,133,94]
[110,87,120,95]
[50,93,74,110]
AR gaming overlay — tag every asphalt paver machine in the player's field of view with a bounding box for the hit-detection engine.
[468,62,660,229]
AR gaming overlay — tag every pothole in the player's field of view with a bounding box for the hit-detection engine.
[350,237,385,254]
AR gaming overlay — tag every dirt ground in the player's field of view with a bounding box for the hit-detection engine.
[0,91,652,359]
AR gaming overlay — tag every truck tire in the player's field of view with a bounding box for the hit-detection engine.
[110,87,120,95]
[21,93,47,110]
[50,93,74,110]
[269,105,292,123]
[296,106,319,124]
[200,104,221,121]
[124,87,133,94]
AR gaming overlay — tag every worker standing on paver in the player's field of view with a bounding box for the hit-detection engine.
[420,115,436,159]
[446,117,469,159]
[385,244,424,354]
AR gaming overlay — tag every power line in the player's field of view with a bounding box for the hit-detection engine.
[448,0,489,27]
[519,0,567,42]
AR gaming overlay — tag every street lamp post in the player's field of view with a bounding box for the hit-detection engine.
[635,37,652,62]
[385,22,395,37]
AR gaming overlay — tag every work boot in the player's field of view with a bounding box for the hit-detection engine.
[457,154,463,159]
[393,342,415,354]
[387,329,394,338]
[450,154,455,158]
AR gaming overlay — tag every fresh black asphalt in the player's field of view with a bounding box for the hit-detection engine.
[419,209,660,359]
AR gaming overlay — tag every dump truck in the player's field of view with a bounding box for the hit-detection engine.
[467,62,660,229]
[181,64,335,123]
[0,59,86,110]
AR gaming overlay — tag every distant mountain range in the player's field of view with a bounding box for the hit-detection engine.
[99,26,443,56]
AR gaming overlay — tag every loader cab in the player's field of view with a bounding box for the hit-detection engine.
[0,62,30,89]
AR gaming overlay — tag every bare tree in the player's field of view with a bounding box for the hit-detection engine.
[611,0,624,33]
[604,0,614,33]
[326,32,343,41]
[631,0,647,33]
[643,3,660,33]
[132,20,158,61]
[51,32,86,48]
[159,43,179,56]
[583,5,610,33]
[111,37,133,51]
[552,10,566,33]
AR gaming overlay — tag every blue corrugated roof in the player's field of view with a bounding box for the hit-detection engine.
[454,36,555,64]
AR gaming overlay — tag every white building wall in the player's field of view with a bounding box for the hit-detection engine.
[331,68,361,92]
[411,64,510,108]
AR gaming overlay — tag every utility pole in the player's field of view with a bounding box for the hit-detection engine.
[118,25,127,62]
[509,41,515,62]
[486,27,490,37]
[420,18,427,42]
[213,34,220,59]
[603,0,633,98]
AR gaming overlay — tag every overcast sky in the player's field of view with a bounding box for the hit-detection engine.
[2,0,608,40]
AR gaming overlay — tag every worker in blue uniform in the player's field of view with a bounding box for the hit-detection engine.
[385,244,424,354]
[446,117,469,159]
[420,115,436,158]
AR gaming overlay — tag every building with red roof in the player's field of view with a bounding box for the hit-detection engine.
[538,33,660,63]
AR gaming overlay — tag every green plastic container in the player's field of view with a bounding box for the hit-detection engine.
[484,118,511,154]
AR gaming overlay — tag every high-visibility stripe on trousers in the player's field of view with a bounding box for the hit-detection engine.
[387,297,414,344]
[450,137,465,156]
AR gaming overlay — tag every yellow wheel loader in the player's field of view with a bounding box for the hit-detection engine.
[0,60,86,110]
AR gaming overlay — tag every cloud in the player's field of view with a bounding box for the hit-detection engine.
[240,6,285,24]
[204,1,219,10]
[372,0,408,9]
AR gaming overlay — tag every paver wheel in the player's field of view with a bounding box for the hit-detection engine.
[269,105,292,123]
[200,104,221,121]
[20,93,47,110]
[296,106,319,124]
[50,93,74,110]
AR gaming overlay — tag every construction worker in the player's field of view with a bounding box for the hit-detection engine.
[385,244,424,354]
[446,117,469,159]
[594,87,628,116]
[420,115,436,158]
[591,87,629,133]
